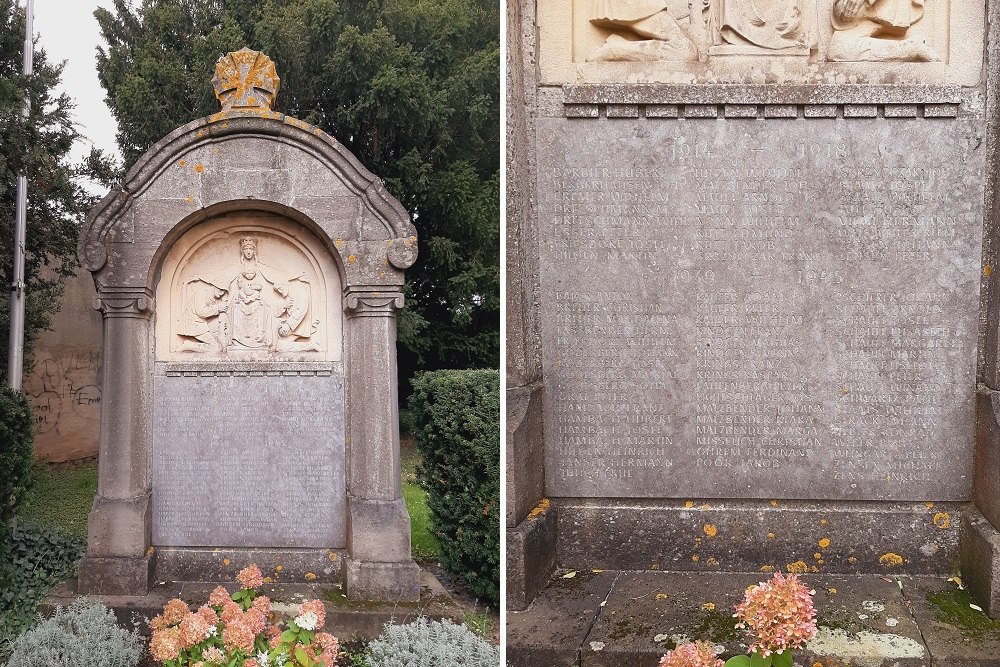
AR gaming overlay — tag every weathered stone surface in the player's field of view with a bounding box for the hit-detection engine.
[77,556,153,597]
[538,116,984,501]
[151,373,345,548]
[507,383,546,527]
[510,571,950,667]
[961,511,1000,620]
[154,547,344,584]
[344,560,420,602]
[556,500,962,575]
[507,498,558,612]
[507,569,618,667]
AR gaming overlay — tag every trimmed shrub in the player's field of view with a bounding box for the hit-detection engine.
[409,369,500,608]
[367,618,499,667]
[4,598,144,667]
[0,387,33,526]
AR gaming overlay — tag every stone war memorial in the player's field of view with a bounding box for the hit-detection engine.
[76,48,421,602]
[508,0,1000,662]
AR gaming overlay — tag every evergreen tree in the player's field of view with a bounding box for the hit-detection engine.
[0,0,97,380]
[95,0,500,385]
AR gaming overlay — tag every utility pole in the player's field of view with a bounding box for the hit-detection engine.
[7,0,33,390]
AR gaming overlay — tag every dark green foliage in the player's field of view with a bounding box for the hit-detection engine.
[409,369,499,608]
[0,0,102,378]
[0,388,33,527]
[94,0,500,388]
[0,524,86,658]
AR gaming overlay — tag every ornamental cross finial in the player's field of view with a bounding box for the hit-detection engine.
[212,48,280,111]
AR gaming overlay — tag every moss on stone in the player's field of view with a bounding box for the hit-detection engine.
[608,617,652,641]
[692,607,742,644]
[926,588,1000,640]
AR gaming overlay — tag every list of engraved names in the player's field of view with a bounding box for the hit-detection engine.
[538,120,981,500]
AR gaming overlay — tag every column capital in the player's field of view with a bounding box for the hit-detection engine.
[94,288,154,319]
[344,288,404,318]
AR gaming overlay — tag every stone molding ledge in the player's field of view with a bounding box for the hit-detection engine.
[564,102,962,120]
[344,289,404,317]
[554,84,982,120]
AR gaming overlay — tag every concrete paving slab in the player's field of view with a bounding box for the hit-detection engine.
[508,568,619,667]
[906,576,1000,667]
[508,572,1000,667]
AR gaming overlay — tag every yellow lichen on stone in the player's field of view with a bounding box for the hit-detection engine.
[656,593,669,600]
[691,554,700,562]
[760,565,775,572]
[702,602,716,611]
[819,537,831,548]
[305,572,317,581]
[786,561,809,573]
[933,512,951,529]
[223,558,231,565]
[527,498,550,518]
[212,48,280,111]
[685,501,694,508]
[703,524,718,537]
[767,532,775,539]
[879,552,904,567]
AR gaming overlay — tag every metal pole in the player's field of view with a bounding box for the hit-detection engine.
[7,0,33,390]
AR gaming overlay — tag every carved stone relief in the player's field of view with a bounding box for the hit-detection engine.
[155,213,342,362]
[828,0,937,62]
[545,0,972,84]
[712,0,817,55]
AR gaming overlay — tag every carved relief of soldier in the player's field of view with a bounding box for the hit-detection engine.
[586,0,937,62]
[176,236,320,354]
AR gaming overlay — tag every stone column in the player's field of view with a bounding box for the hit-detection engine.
[77,288,154,595]
[342,287,419,601]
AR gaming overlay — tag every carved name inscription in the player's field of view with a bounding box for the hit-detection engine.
[538,119,983,500]
[152,373,345,547]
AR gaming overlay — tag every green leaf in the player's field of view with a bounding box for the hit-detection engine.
[280,629,298,644]
[295,646,313,666]
[750,652,772,667]
[771,651,793,667]
[725,656,752,667]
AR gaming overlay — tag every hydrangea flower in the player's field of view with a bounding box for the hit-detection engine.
[658,640,724,667]
[734,572,817,657]
[237,564,264,590]
[294,611,319,631]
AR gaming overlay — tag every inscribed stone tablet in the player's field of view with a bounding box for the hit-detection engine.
[152,372,345,547]
[538,117,983,501]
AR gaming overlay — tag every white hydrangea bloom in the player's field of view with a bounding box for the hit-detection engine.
[295,611,319,631]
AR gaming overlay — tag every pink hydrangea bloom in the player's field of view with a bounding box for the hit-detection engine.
[236,564,264,590]
[149,626,182,662]
[179,609,215,648]
[222,613,257,653]
[208,585,232,607]
[734,572,818,657]
[314,631,340,665]
[252,595,271,617]
[297,599,326,629]
[162,598,190,625]
[203,646,225,663]
[658,641,724,667]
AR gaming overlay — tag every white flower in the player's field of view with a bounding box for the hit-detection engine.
[205,625,218,638]
[257,650,270,665]
[295,611,319,631]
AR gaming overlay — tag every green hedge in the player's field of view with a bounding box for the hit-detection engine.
[0,388,33,527]
[409,369,500,608]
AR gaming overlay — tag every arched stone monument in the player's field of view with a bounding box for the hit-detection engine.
[77,48,420,601]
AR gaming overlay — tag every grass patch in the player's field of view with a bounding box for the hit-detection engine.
[402,439,440,563]
[19,461,97,539]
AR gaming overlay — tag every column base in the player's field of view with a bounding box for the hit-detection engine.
[348,497,411,561]
[345,560,420,602]
[77,555,153,595]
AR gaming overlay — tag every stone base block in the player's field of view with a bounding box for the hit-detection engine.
[86,494,152,558]
[154,547,346,584]
[976,390,1000,530]
[507,499,557,611]
[345,560,420,602]
[506,382,545,528]
[348,497,411,561]
[77,555,153,595]
[554,499,965,574]
[961,509,1000,618]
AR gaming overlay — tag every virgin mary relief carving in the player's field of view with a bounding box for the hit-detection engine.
[156,221,341,362]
